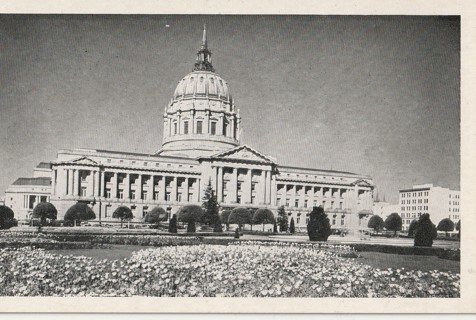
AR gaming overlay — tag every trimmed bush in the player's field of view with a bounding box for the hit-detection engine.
[64,203,96,226]
[408,220,419,237]
[437,218,455,237]
[168,214,178,233]
[252,208,275,232]
[177,205,203,233]
[32,202,57,226]
[385,213,402,236]
[228,208,252,231]
[414,213,437,247]
[307,206,332,242]
[289,217,295,234]
[220,210,231,231]
[144,206,167,227]
[367,215,384,234]
[0,206,15,230]
[202,180,220,227]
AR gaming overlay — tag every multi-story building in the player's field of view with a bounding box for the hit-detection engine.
[372,201,399,220]
[399,184,460,231]
[4,26,375,232]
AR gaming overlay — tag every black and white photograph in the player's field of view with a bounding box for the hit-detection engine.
[0,0,475,314]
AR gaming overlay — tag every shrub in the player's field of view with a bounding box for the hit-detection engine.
[437,218,455,237]
[289,217,295,234]
[228,208,252,231]
[456,220,460,239]
[213,216,223,233]
[113,206,133,228]
[277,206,288,232]
[408,220,419,237]
[64,203,96,226]
[414,213,437,247]
[220,210,231,231]
[307,206,332,242]
[252,208,275,232]
[0,206,15,230]
[273,221,278,233]
[168,214,178,233]
[385,213,402,236]
[32,202,57,226]
[177,205,203,233]
[144,207,168,227]
[367,215,384,234]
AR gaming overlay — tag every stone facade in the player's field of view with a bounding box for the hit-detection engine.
[5,26,375,231]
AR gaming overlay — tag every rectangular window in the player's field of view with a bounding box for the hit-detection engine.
[143,207,148,217]
[237,195,242,204]
[285,198,290,207]
[119,190,124,199]
[142,191,147,200]
[306,216,310,224]
[211,122,217,135]
[183,121,189,134]
[106,189,111,198]
[304,200,308,208]
[251,182,256,192]
[196,121,203,134]
[295,199,299,208]
[237,182,242,191]
[130,190,136,200]
[177,193,182,202]
[166,192,171,201]
[251,195,256,204]
[173,122,177,135]
[341,217,345,226]
[81,187,87,197]
[154,191,159,200]
[332,218,336,225]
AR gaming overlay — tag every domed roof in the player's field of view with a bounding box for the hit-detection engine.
[172,71,231,102]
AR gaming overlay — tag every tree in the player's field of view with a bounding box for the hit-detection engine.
[64,203,96,226]
[202,180,220,227]
[273,221,278,233]
[456,220,461,239]
[367,215,384,234]
[289,217,295,234]
[228,207,252,231]
[0,205,15,230]
[437,218,455,237]
[168,214,178,233]
[408,220,419,237]
[32,202,57,226]
[144,206,168,227]
[252,208,275,232]
[414,213,437,247]
[277,206,288,232]
[307,206,332,241]
[220,210,231,231]
[177,205,203,233]
[384,212,402,236]
[112,206,133,228]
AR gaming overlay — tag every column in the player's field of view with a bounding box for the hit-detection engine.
[246,169,252,203]
[100,171,105,197]
[211,166,218,192]
[74,169,80,196]
[160,176,166,201]
[137,174,142,200]
[171,176,177,202]
[94,170,100,196]
[51,169,56,196]
[112,172,118,199]
[300,185,306,208]
[190,110,195,135]
[89,171,95,197]
[231,168,238,203]
[68,169,74,196]
[271,174,277,206]
[217,167,223,203]
[265,170,271,204]
[194,178,201,202]
[148,175,154,201]
[292,185,297,207]
[184,177,190,202]
[124,173,130,200]
[261,170,266,204]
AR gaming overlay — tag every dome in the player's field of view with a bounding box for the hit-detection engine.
[172,71,232,103]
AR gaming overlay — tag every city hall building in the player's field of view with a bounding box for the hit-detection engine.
[5,27,375,231]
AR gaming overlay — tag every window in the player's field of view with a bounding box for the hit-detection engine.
[341,217,345,226]
[166,192,171,201]
[237,182,243,191]
[332,218,336,225]
[295,199,299,208]
[285,198,290,207]
[143,207,148,217]
[251,195,256,204]
[177,193,182,202]
[210,122,217,135]
[306,215,310,224]
[173,122,177,135]
[142,191,147,200]
[119,190,124,199]
[297,217,300,224]
[251,182,256,192]
[130,190,136,200]
[304,200,308,208]
[237,195,242,204]
[196,121,203,134]
[223,122,227,136]
[183,121,189,134]
[154,191,159,200]
[81,187,87,197]
[106,189,111,198]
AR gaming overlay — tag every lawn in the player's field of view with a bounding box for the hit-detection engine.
[356,251,459,273]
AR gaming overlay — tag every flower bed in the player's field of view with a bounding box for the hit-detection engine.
[0,243,459,297]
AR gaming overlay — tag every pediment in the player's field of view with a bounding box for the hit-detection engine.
[352,179,373,187]
[70,156,99,165]
[210,145,275,164]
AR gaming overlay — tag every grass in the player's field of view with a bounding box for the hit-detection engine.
[356,251,459,273]
[51,244,460,274]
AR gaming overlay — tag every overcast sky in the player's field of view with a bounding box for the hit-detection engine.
[0,15,460,203]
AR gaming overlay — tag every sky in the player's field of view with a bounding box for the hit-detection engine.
[0,15,460,203]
